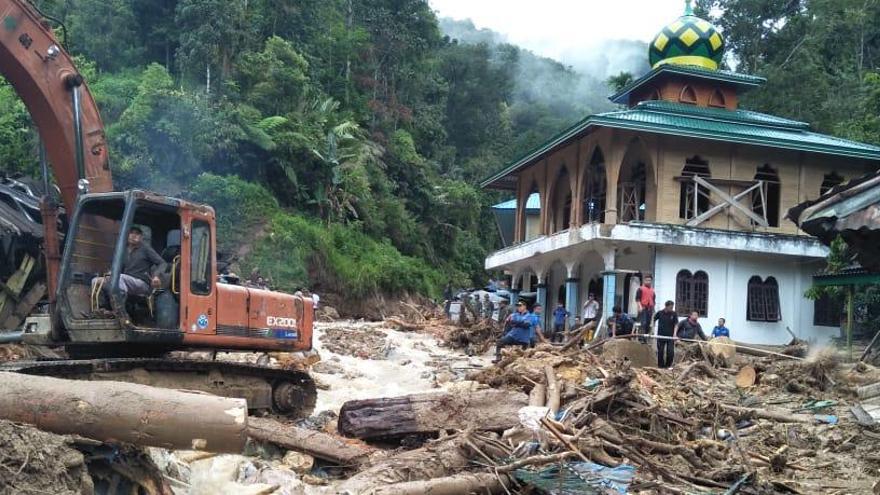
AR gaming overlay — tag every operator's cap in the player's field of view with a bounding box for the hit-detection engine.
[130,225,144,234]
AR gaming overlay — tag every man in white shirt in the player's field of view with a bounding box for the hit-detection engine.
[582,293,599,323]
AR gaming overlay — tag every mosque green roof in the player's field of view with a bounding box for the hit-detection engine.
[481,100,880,190]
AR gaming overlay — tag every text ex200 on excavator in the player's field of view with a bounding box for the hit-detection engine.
[0,0,317,417]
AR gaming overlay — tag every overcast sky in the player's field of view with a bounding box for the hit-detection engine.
[428,0,692,62]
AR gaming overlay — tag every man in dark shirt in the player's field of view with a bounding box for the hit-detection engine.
[92,226,166,308]
[675,311,709,341]
[610,306,634,337]
[653,300,679,368]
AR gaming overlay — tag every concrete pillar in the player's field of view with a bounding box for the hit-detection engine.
[565,278,580,329]
[601,248,617,318]
[510,288,521,306]
[564,262,580,329]
[601,272,617,319]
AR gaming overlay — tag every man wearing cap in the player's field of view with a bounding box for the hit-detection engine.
[495,300,532,362]
[92,226,166,309]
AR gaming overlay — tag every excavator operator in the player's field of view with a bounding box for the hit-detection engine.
[91,226,166,311]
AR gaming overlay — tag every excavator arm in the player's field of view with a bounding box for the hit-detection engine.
[0,0,111,211]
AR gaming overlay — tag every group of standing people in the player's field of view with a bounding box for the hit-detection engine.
[609,275,731,368]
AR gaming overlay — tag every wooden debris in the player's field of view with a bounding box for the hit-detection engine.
[384,317,424,332]
[544,365,560,416]
[338,389,529,439]
[735,365,757,388]
[336,434,488,493]
[247,417,378,466]
[368,472,513,495]
[719,404,816,424]
[529,382,546,407]
[857,382,880,400]
[707,336,737,364]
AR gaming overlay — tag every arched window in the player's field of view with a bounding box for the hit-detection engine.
[820,172,844,196]
[747,276,781,322]
[584,149,607,223]
[550,167,572,233]
[752,165,781,227]
[709,89,727,108]
[523,182,542,242]
[679,86,698,104]
[676,270,709,316]
[679,156,711,220]
[648,89,661,101]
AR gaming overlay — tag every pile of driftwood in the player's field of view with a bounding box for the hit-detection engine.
[260,341,880,494]
[3,330,879,494]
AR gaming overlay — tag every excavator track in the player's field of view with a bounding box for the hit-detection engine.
[0,357,318,419]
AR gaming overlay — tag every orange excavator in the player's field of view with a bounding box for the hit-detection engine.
[0,0,317,416]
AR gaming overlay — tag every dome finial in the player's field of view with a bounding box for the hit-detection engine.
[684,0,694,16]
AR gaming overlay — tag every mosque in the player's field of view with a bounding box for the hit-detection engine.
[484,1,880,344]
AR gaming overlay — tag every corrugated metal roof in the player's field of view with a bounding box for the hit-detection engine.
[482,101,880,189]
[789,170,880,272]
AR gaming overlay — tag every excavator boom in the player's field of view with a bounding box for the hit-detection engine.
[0,0,112,210]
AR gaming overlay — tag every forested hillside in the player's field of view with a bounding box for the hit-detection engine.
[697,0,880,142]
[0,0,608,298]
[1,0,878,300]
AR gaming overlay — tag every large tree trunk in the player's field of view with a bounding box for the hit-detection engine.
[247,417,378,466]
[338,389,529,440]
[0,372,247,452]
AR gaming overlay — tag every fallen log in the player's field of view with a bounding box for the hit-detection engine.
[719,404,816,424]
[384,317,424,332]
[369,472,514,495]
[860,331,880,363]
[0,372,247,452]
[338,389,529,439]
[247,417,378,466]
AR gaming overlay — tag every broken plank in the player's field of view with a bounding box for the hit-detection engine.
[338,389,529,440]
[857,382,880,400]
[0,255,34,318]
[1,282,45,330]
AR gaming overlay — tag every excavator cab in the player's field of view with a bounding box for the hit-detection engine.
[54,189,313,357]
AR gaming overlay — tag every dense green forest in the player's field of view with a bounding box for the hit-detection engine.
[1,0,879,300]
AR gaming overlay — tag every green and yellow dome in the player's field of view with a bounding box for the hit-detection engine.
[649,1,725,70]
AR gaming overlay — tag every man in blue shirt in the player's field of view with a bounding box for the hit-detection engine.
[495,301,532,362]
[711,318,730,338]
[551,303,569,343]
